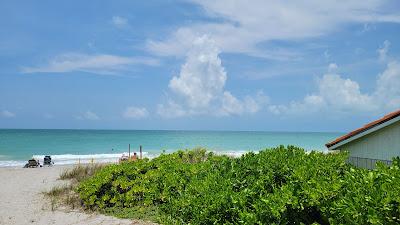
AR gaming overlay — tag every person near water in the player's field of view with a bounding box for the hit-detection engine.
[132,152,138,161]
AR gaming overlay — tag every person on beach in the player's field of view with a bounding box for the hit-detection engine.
[131,152,138,161]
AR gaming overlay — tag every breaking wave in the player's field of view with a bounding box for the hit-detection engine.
[0,150,253,167]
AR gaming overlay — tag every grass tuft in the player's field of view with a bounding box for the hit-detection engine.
[44,184,77,211]
[45,164,106,211]
[45,185,70,197]
[59,164,105,182]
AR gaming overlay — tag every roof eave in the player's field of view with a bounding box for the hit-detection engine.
[327,115,400,150]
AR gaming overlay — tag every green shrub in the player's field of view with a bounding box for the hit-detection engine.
[76,146,400,225]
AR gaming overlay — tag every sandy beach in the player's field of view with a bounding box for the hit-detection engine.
[0,165,151,225]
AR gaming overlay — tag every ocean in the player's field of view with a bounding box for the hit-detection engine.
[0,129,342,167]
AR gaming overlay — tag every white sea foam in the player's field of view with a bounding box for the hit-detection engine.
[213,150,253,157]
[0,160,26,167]
[31,151,158,165]
[0,151,159,167]
[0,150,253,167]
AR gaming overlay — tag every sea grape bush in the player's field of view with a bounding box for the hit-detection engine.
[77,146,400,224]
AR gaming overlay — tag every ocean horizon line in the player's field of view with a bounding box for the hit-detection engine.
[0,128,345,133]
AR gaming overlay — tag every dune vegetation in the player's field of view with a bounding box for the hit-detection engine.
[72,146,400,224]
[44,164,105,211]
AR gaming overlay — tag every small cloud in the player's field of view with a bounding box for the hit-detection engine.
[323,50,331,60]
[220,91,269,116]
[123,107,149,119]
[361,23,376,33]
[378,40,391,62]
[87,42,95,49]
[328,63,338,73]
[1,110,15,118]
[157,100,188,119]
[76,111,100,120]
[44,113,54,119]
[354,48,364,55]
[111,16,128,28]
[21,53,159,75]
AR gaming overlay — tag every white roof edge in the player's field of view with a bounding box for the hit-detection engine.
[328,116,400,150]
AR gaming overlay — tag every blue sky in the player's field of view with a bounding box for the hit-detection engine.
[0,0,400,131]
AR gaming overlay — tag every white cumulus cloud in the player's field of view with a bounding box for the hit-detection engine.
[269,41,400,116]
[157,35,268,118]
[375,60,400,108]
[123,107,149,119]
[221,91,269,116]
[168,37,227,110]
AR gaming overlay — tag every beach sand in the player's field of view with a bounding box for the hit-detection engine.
[0,165,152,225]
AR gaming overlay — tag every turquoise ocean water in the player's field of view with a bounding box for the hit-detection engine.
[0,129,342,167]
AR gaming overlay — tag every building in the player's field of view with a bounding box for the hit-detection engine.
[326,109,400,169]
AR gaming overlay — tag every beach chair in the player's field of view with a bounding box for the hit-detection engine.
[43,155,54,166]
[23,159,41,168]
[119,154,129,163]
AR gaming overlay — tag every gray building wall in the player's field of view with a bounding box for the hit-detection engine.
[338,120,400,161]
